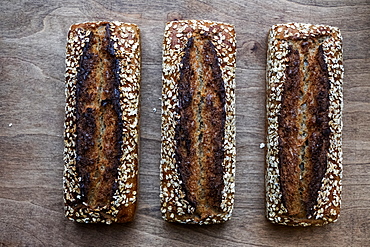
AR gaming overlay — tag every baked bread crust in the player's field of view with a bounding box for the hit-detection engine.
[64,21,140,224]
[160,20,236,224]
[266,23,343,226]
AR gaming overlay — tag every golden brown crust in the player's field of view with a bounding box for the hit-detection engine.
[266,23,343,226]
[175,35,226,211]
[161,20,236,224]
[64,21,140,224]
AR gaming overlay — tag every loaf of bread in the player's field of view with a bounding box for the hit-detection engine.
[265,23,343,226]
[160,20,236,224]
[64,21,140,224]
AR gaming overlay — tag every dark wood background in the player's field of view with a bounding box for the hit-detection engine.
[1,0,369,246]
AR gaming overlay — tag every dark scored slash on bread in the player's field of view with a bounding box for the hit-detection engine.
[160,20,236,224]
[266,23,343,226]
[64,21,140,224]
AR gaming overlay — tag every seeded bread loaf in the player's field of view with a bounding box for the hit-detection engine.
[64,21,140,224]
[265,23,343,226]
[160,20,236,224]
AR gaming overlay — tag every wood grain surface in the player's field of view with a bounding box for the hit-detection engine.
[1,0,369,246]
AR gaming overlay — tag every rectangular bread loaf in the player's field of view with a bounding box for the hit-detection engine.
[265,23,343,226]
[160,20,236,224]
[64,21,140,224]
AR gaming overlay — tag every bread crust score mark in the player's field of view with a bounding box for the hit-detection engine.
[266,23,343,226]
[161,20,236,224]
[64,21,140,224]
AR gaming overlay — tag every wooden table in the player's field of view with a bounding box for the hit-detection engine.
[1,0,369,246]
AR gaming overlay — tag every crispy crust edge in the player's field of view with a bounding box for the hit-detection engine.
[160,20,236,224]
[265,23,343,226]
[63,21,141,224]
